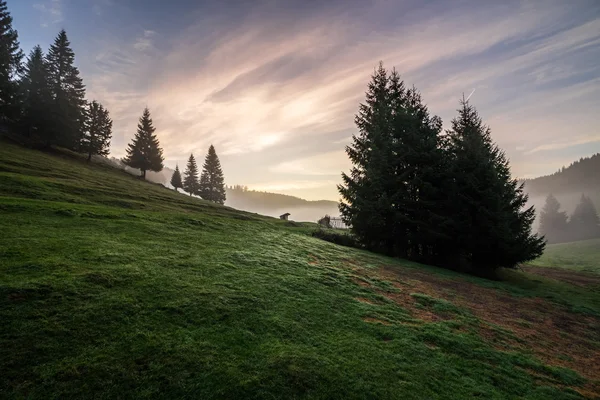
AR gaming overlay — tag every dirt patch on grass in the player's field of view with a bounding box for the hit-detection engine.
[351,264,600,395]
[355,297,378,305]
[525,265,600,287]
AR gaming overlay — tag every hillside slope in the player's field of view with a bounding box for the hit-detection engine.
[1,141,599,399]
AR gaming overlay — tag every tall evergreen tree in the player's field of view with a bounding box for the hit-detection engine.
[199,145,226,204]
[0,0,24,124]
[538,194,569,244]
[46,30,86,149]
[81,100,112,161]
[123,107,164,179]
[444,99,544,271]
[338,63,394,254]
[170,165,183,192]
[569,194,600,241]
[183,154,199,195]
[19,45,52,144]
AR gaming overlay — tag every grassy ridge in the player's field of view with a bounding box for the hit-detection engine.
[1,141,599,399]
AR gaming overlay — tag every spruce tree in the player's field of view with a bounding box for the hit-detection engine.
[199,145,226,204]
[388,70,446,262]
[170,165,183,192]
[539,194,568,244]
[338,62,395,254]
[569,194,600,241]
[444,99,544,271]
[81,100,112,161]
[19,46,52,144]
[0,0,24,124]
[123,107,164,179]
[183,154,199,195]
[46,30,86,150]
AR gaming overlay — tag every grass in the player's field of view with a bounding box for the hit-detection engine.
[530,239,600,274]
[1,140,599,399]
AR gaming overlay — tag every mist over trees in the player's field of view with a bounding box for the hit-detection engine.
[170,165,183,192]
[339,63,545,273]
[539,194,600,243]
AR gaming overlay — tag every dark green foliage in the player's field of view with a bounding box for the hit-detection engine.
[0,0,23,125]
[81,100,112,161]
[45,30,86,150]
[311,228,362,249]
[317,214,332,228]
[122,107,164,179]
[340,63,544,272]
[569,194,600,241]
[539,194,569,244]
[182,153,199,195]
[170,164,183,192]
[444,99,545,271]
[199,144,226,204]
[18,46,53,144]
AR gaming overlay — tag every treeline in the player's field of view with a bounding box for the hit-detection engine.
[170,147,226,204]
[524,153,600,196]
[539,194,600,244]
[0,0,226,204]
[339,63,545,273]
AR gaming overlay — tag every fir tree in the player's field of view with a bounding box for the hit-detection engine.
[19,45,52,144]
[538,194,568,244]
[183,154,199,195]
[569,194,600,241]
[123,107,164,179]
[199,145,226,204]
[338,62,394,254]
[170,165,183,192]
[46,30,86,150]
[81,100,112,161]
[444,99,544,271]
[0,0,24,124]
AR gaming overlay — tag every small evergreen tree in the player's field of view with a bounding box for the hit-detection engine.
[183,154,199,195]
[444,99,544,271]
[81,100,112,161]
[338,63,394,254]
[199,145,226,204]
[19,45,52,144]
[538,194,569,244]
[569,194,600,241]
[170,165,183,192]
[46,30,86,150]
[0,0,24,125]
[123,107,164,179]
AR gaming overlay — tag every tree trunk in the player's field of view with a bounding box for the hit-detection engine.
[142,169,146,179]
[87,151,92,162]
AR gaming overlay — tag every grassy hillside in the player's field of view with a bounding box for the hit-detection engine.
[1,141,599,399]
[530,239,600,275]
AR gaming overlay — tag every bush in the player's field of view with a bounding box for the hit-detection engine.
[317,214,332,228]
[311,228,362,249]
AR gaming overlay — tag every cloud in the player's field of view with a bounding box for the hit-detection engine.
[33,0,63,27]
[523,136,600,155]
[83,0,600,199]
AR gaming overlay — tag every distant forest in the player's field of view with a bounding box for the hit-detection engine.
[523,153,600,196]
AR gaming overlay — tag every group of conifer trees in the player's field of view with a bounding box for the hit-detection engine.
[0,0,227,203]
[170,146,226,204]
[539,194,600,244]
[0,1,111,158]
[339,63,546,273]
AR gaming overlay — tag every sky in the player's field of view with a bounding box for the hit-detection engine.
[9,0,600,200]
